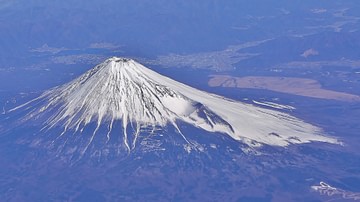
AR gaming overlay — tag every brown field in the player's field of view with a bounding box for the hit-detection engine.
[208,75,360,102]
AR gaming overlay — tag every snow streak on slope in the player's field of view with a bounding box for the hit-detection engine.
[11,57,339,152]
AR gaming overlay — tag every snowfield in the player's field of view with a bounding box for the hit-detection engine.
[11,57,339,153]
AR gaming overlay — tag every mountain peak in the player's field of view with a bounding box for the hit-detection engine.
[107,57,132,67]
[108,56,131,62]
[10,57,339,157]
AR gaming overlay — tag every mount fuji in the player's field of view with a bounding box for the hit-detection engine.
[5,57,339,160]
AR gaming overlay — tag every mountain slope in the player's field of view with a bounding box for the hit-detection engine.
[9,57,339,155]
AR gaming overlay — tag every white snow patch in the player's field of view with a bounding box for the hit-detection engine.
[312,181,360,200]
[252,100,296,110]
[161,96,195,116]
[210,144,217,149]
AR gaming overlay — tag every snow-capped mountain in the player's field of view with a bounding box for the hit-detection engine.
[9,57,339,157]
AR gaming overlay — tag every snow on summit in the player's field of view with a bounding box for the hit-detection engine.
[11,57,339,153]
